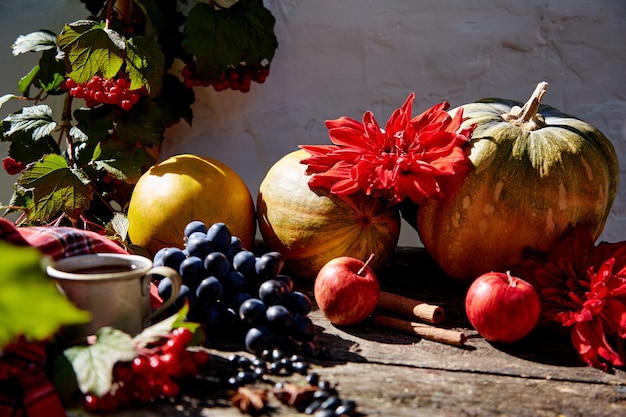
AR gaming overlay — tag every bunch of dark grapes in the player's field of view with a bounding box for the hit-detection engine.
[81,327,210,413]
[64,75,145,110]
[153,221,316,356]
[181,62,270,92]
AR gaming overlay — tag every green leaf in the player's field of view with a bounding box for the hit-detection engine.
[63,327,136,396]
[12,30,57,55]
[92,140,155,183]
[114,99,164,147]
[125,35,165,96]
[18,66,40,95]
[183,0,277,77]
[239,0,278,64]
[0,241,91,348]
[6,135,59,165]
[183,3,242,77]
[2,105,58,140]
[72,105,115,145]
[37,49,67,94]
[17,154,93,222]
[57,20,125,83]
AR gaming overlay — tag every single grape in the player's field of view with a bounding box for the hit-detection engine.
[160,247,187,271]
[259,279,290,306]
[245,326,275,354]
[196,276,223,304]
[284,291,313,315]
[204,251,230,278]
[184,220,207,237]
[255,251,284,280]
[158,277,174,300]
[239,298,267,326]
[186,234,212,259]
[206,222,231,251]
[233,250,257,278]
[178,256,205,287]
[266,304,294,332]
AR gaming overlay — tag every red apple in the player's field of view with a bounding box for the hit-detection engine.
[465,271,540,343]
[314,254,380,326]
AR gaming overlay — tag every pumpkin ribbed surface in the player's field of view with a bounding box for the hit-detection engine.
[257,150,401,280]
[417,84,619,282]
[127,154,256,256]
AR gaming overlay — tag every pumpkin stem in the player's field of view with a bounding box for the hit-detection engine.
[502,82,549,130]
[357,253,375,276]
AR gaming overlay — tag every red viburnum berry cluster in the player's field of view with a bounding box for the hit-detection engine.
[182,63,270,92]
[2,157,25,175]
[81,327,210,413]
[64,76,146,110]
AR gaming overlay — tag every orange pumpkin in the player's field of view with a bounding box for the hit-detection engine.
[257,150,401,280]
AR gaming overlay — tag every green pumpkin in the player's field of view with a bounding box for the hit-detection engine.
[417,82,619,282]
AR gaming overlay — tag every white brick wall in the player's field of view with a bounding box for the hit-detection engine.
[1,0,625,246]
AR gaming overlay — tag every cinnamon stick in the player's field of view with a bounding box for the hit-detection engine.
[377,291,444,324]
[373,314,467,347]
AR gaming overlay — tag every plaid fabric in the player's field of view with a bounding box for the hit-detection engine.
[0,218,127,260]
[0,218,159,417]
[0,339,65,417]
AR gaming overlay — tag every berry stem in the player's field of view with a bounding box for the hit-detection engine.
[357,253,375,276]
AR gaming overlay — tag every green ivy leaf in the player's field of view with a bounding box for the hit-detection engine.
[17,154,93,222]
[57,20,125,83]
[0,241,91,348]
[183,0,277,78]
[92,140,155,183]
[126,35,165,96]
[2,105,58,140]
[114,99,164,147]
[12,30,57,55]
[63,327,136,397]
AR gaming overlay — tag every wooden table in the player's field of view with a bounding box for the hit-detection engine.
[67,247,626,416]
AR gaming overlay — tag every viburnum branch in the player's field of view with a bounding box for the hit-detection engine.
[59,91,74,156]
[105,0,116,29]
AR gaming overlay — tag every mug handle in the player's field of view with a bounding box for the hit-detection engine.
[144,266,182,323]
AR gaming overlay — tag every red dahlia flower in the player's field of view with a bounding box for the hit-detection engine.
[519,226,626,371]
[300,93,473,205]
